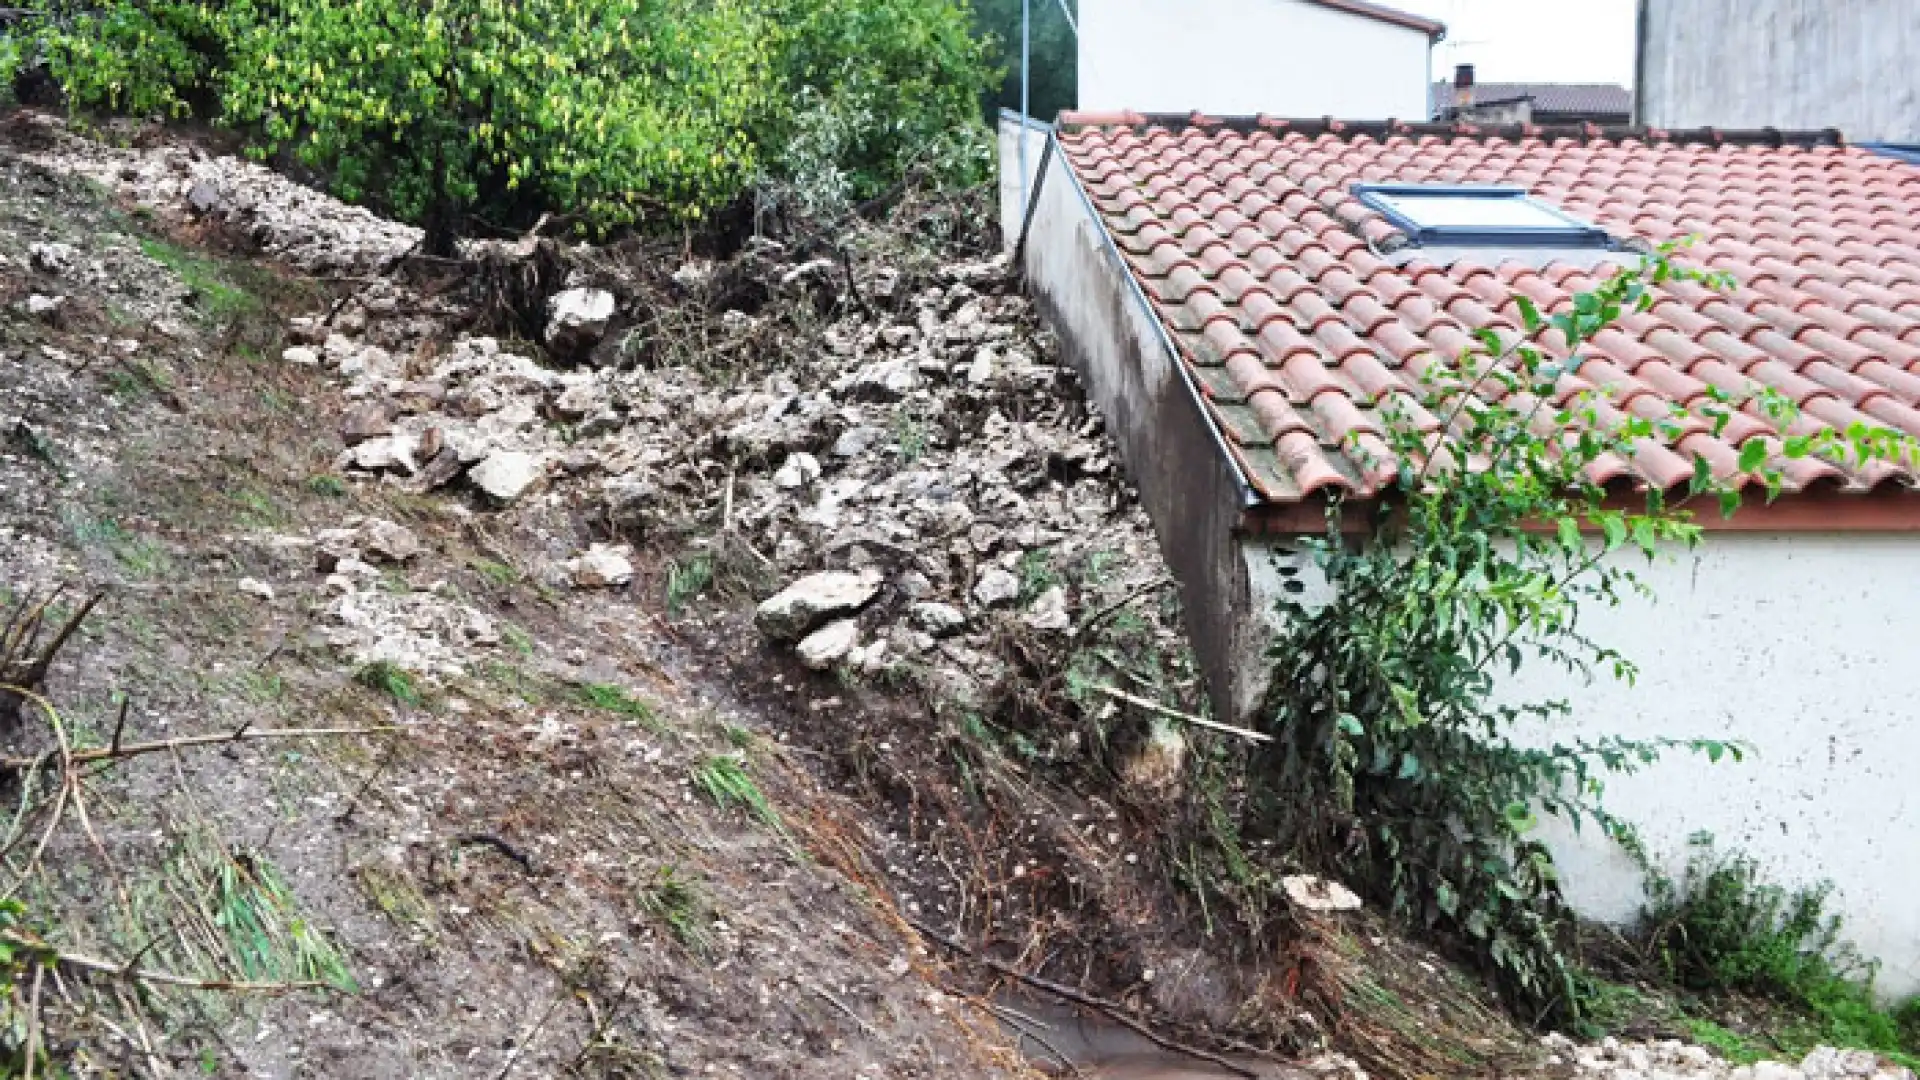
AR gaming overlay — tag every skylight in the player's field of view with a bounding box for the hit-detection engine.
[1352,184,1612,248]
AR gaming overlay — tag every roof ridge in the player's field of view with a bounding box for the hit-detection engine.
[1053,113,1849,149]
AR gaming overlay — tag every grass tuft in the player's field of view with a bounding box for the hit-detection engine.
[354,660,421,707]
[691,755,779,829]
[140,237,261,323]
[665,553,714,616]
[1641,834,1919,1067]
[306,473,348,498]
[576,682,666,733]
[635,865,714,957]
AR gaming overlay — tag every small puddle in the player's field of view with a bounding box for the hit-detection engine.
[992,992,1299,1079]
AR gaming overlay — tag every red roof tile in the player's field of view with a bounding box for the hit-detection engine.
[1055,117,1920,505]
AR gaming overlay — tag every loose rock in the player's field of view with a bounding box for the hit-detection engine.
[756,570,882,641]
[545,287,616,358]
[566,543,635,588]
[468,450,544,502]
[797,619,860,670]
[972,568,1020,608]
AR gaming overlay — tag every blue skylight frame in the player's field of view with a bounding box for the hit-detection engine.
[1352,183,1614,249]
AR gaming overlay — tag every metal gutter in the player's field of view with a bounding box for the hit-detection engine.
[1037,128,1261,513]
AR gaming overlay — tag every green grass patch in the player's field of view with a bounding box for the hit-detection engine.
[139,237,261,323]
[213,849,356,989]
[1640,834,1919,1067]
[500,623,535,657]
[68,513,170,577]
[1016,548,1058,603]
[665,553,714,617]
[470,558,520,588]
[354,660,421,707]
[635,865,714,957]
[576,682,666,732]
[691,755,779,829]
[231,488,289,528]
[306,473,348,498]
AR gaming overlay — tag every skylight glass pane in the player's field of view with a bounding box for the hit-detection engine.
[1370,192,1578,231]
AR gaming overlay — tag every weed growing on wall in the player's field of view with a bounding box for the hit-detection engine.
[1643,834,1920,1065]
[1250,246,1920,1024]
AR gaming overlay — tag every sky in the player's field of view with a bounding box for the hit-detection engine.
[1391,0,1639,87]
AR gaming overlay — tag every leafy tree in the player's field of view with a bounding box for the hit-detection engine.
[217,0,773,253]
[767,0,997,207]
[973,0,1075,121]
[11,0,995,246]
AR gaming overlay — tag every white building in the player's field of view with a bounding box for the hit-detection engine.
[1638,0,1920,143]
[1077,0,1444,119]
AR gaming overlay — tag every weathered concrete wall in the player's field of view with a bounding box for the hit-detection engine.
[1638,0,1920,141]
[1080,0,1432,118]
[1019,138,1261,724]
[997,112,1054,254]
[1244,531,1920,998]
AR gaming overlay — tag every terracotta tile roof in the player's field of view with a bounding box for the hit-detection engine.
[1430,82,1633,120]
[1055,115,1920,508]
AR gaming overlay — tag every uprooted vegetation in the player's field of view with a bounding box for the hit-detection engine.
[3,109,1915,1080]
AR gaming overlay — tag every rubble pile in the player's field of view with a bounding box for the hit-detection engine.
[283,240,1183,711]
[20,113,419,274]
[1543,1037,1913,1080]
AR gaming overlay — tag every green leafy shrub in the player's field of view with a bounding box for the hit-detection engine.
[13,0,994,244]
[216,0,774,251]
[1645,834,1849,997]
[762,0,995,205]
[1644,836,1919,1064]
[32,0,222,116]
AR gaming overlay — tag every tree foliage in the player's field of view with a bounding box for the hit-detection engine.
[9,0,994,248]
[1247,247,1920,1024]
[972,0,1076,122]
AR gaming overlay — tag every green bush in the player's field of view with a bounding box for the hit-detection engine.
[32,0,222,117]
[11,0,994,246]
[764,0,995,203]
[1644,835,1919,1065]
[218,0,774,251]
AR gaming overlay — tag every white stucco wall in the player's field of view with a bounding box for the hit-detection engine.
[1079,0,1433,118]
[1639,0,1920,143]
[1244,533,1920,998]
[998,113,1054,252]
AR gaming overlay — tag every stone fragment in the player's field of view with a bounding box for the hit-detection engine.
[1024,585,1071,632]
[911,601,967,637]
[797,619,859,670]
[282,345,321,366]
[545,287,616,357]
[360,518,424,563]
[25,294,63,320]
[773,452,822,490]
[236,577,275,602]
[756,570,882,641]
[831,426,881,459]
[187,180,227,216]
[347,434,418,473]
[972,567,1019,608]
[567,543,635,588]
[1282,875,1364,913]
[468,450,544,502]
[29,241,75,275]
[552,379,605,420]
[339,401,394,446]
